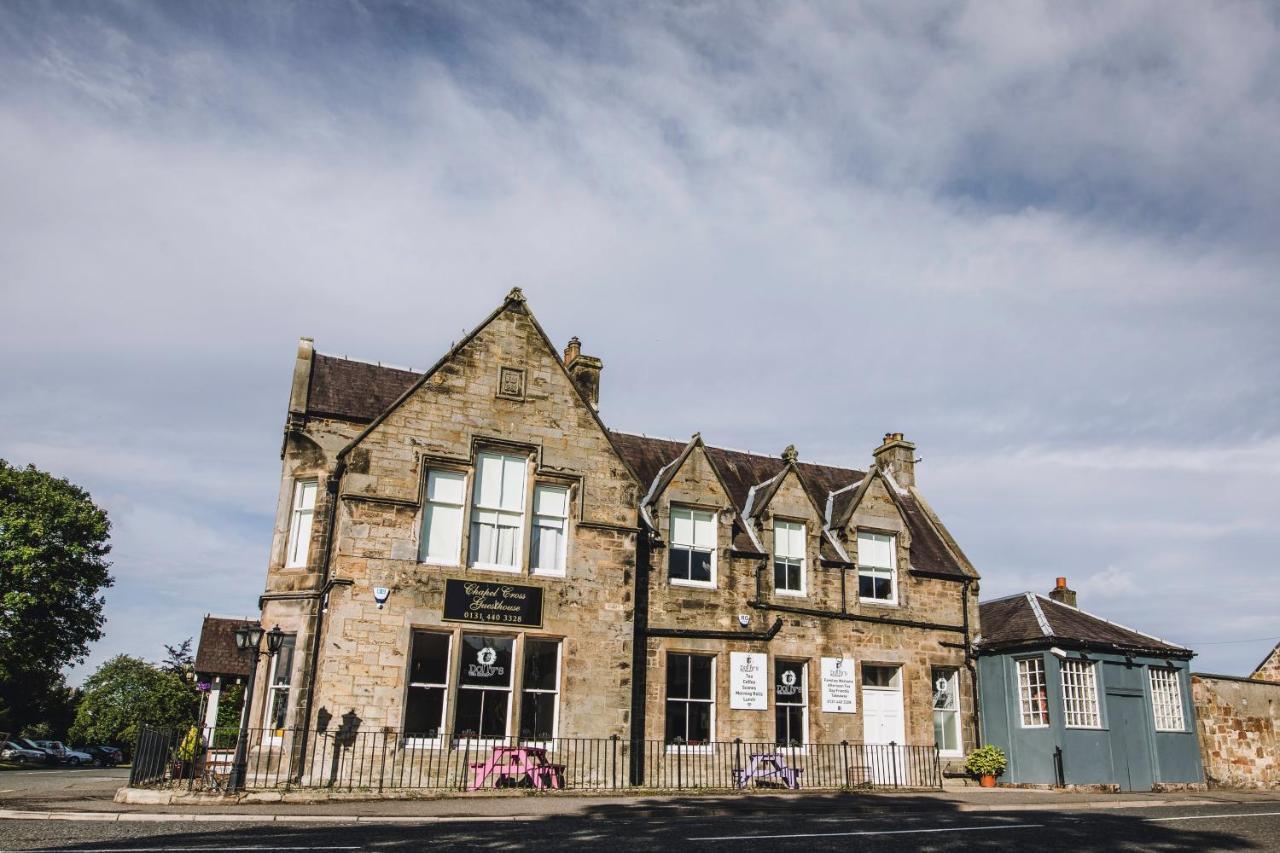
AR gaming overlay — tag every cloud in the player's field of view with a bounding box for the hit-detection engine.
[0,1,1277,679]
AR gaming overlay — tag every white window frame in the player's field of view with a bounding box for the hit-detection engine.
[1061,659,1102,729]
[772,520,806,597]
[665,652,716,752]
[284,479,318,568]
[1149,667,1186,732]
[404,631,452,749]
[530,484,569,577]
[931,667,962,756]
[454,633,516,744]
[774,659,808,749]
[263,634,297,744]
[468,452,528,573]
[856,530,897,605]
[1017,656,1050,728]
[518,638,562,744]
[668,506,717,589]
[420,470,467,567]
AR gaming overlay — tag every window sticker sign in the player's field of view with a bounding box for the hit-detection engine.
[821,657,857,713]
[730,652,768,710]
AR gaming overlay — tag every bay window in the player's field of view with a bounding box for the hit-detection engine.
[285,480,317,567]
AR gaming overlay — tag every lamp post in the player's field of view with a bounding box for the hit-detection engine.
[228,624,286,792]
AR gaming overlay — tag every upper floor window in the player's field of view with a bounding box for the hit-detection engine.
[420,470,466,565]
[857,531,896,604]
[469,452,527,571]
[531,485,569,576]
[773,520,806,595]
[668,506,716,586]
[285,480,318,568]
[1149,667,1185,732]
[1061,660,1101,728]
[1017,657,1049,728]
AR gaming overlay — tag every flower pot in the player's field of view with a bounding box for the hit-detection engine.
[979,774,997,788]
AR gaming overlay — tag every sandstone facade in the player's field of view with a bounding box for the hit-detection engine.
[1193,674,1280,789]
[246,290,981,764]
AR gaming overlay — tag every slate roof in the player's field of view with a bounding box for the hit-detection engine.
[307,354,420,423]
[298,350,971,580]
[978,594,1191,657]
[609,431,970,579]
[194,616,260,679]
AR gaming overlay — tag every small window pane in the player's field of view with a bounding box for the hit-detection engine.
[295,481,317,510]
[500,456,526,511]
[409,633,450,685]
[671,509,694,546]
[405,687,445,736]
[690,550,713,582]
[692,512,715,548]
[422,503,462,562]
[522,640,559,691]
[533,485,567,516]
[689,655,714,699]
[520,692,557,740]
[427,470,465,504]
[476,454,504,507]
[458,635,514,687]
[775,660,805,706]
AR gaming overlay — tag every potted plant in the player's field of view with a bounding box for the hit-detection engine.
[964,744,1007,788]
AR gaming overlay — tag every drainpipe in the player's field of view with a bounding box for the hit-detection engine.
[294,456,346,772]
[963,578,982,746]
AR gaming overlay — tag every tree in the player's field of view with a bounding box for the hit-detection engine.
[70,655,195,746]
[163,638,194,675]
[0,460,112,731]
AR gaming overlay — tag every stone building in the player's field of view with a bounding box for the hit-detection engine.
[1252,642,1280,683]
[241,290,981,774]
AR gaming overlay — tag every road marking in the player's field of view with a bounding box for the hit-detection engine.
[690,823,1044,841]
[1147,811,1280,823]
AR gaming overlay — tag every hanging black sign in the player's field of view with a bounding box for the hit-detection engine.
[443,578,544,628]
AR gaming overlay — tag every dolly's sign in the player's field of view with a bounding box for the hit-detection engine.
[443,579,544,628]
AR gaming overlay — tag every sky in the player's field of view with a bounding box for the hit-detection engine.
[1,1,1277,682]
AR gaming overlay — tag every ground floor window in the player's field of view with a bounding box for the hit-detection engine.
[774,659,807,746]
[931,667,961,755]
[665,653,714,745]
[1017,657,1050,727]
[1061,659,1101,729]
[519,639,561,740]
[266,634,296,736]
[455,634,515,739]
[405,632,451,739]
[1149,667,1185,732]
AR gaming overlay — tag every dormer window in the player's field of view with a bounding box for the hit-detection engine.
[668,506,715,587]
[857,530,897,604]
[773,520,806,596]
[469,452,527,571]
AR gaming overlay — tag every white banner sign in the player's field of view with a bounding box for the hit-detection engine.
[821,657,857,713]
[729,652,768,710]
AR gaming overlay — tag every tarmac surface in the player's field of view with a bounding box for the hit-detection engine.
[3,766,1280,850]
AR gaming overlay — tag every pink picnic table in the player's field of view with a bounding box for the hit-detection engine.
[468,746,565,791]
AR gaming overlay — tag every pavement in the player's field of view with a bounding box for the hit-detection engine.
[3,766,1280,850]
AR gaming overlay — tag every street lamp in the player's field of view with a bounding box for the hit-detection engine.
[228,623,282,792]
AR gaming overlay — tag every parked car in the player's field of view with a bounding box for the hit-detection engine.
[13,738,55,764]
[79,745,124,767]
[1,741,48,765]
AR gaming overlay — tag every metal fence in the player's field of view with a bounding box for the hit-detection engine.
[131,725,941,793]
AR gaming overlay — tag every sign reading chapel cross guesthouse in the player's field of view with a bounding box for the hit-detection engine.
[443,579,544,628]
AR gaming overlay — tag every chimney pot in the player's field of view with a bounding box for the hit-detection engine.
[564,336,582,366]
[873,432,917,488]
[1048,576,1077,608]
[563,337,602,410]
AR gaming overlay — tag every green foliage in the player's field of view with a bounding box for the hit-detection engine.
[176,725,203,762]
[215,683,245,730]
[69,655,197,746]
[0,459,112,731]
[964,744,1008,777]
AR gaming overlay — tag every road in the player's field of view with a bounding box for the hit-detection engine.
[2,768,1279,851]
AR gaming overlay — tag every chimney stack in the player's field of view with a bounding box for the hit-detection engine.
[1048,576,1077,608]
[563,336,603,410]
[872,432,917,488]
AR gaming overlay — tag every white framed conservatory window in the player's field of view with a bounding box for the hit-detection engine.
[932,667,962,756]
[285,479,317,568]
[668,506,716,587]
[773,520,806,596]
[1061,660,1102,728]
[469,452,527,571]
[1017,657,1050,728]
[1149,667,1186,732]
[420,470,466,565]
[530,485,569,576]
[857,530,896,604]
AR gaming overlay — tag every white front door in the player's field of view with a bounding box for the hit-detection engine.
[862,665,905,784]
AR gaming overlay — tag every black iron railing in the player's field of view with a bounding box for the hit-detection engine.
[131,725,941,793]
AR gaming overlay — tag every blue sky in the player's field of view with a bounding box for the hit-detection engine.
[1,1,1277,680]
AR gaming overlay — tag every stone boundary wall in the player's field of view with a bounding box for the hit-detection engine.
[1192,673,1279,789]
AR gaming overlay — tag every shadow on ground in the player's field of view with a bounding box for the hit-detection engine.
[3,793,1267,852]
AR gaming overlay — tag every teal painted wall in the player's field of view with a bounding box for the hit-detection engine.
[978,649,1203,789]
